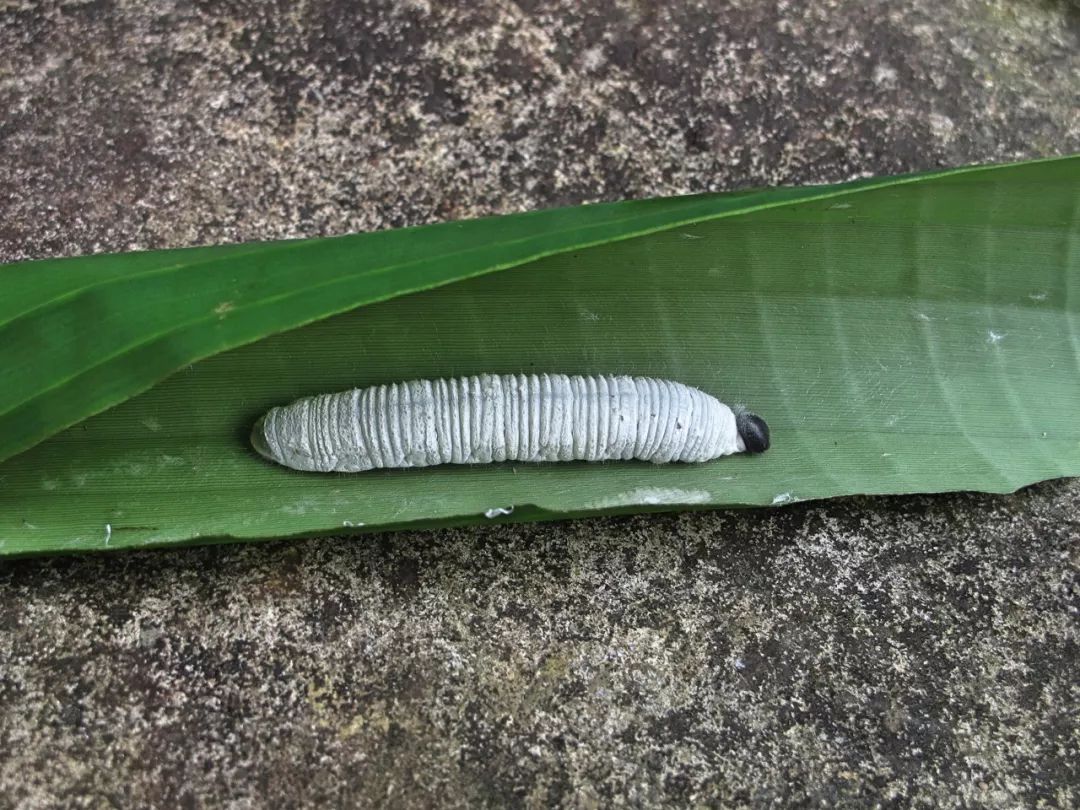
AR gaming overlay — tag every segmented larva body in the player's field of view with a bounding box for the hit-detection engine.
[252,374,769,473]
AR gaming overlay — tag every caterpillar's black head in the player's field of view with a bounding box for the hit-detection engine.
[736,410,770,454]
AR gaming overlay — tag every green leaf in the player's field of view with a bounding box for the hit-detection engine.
[1,156,1078,555]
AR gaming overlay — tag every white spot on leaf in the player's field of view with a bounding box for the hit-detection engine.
[587,488,711,509]
[484,506,514,519]
[771,492,797,505]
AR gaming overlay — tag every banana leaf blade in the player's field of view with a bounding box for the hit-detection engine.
[1,157,1077,555]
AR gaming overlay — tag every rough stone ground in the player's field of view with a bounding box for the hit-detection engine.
[1,0,1078,806]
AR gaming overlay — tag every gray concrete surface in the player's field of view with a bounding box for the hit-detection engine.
[1,0,1078,806]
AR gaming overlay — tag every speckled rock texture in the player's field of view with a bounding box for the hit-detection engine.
[1,0,1078,806]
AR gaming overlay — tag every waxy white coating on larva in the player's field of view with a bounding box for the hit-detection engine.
[252,374,748,473]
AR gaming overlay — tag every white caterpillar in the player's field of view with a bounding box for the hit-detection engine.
[251,373,770,473]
